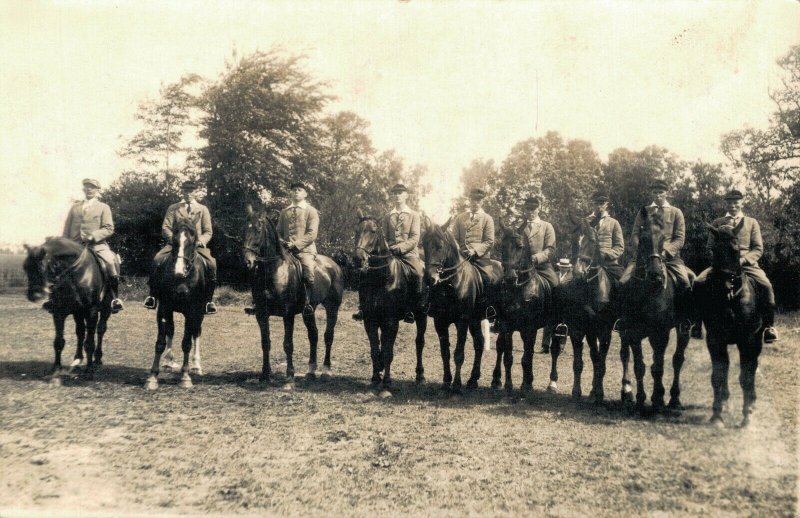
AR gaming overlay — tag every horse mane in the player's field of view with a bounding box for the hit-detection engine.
[421,223,457,252]
[43,237,83,257]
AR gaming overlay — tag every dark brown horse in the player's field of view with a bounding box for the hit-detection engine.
[492,223,558,395]
[619,207,691,413]
[354,215,427,396]
[145,218,209,390]
[695,220,763,427]
[23,238,112,385]
[243,206,343,389]
[421,221,500,392]
[556,217,618,403]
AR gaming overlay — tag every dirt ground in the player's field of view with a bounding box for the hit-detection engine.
[0,292,797,517]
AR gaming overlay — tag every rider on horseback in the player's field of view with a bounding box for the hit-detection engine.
[278,181,319,317]
[584,191,625,286]
[452,188,499,320]
[519,196,560,290]
[619,179,693,328]
[45,178,123,314]
[352,183,426,323]
[143,180,218,315]
[692,189,778,343]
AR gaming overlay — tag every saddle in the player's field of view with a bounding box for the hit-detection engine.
[84,247,119,284]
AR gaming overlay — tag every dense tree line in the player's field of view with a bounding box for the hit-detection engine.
[106,46,799,308]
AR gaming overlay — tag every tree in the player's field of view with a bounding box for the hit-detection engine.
[452,159,499,215]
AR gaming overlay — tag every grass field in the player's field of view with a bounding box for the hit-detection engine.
[0,291,797,517]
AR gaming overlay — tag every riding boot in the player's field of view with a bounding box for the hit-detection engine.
[109,275,124,313]
[205,272,217,315]
[303,280,315,316]
[538,325,553,354]
[762,304,778,343]
[42,298,54,314]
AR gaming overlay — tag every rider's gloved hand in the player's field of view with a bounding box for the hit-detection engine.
[390,246,402,256]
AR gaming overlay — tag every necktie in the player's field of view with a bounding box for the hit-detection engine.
[186,203,192,214]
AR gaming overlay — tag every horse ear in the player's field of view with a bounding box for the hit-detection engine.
[441,217,452,231]
[357,208,364,220]
[23,243,30,252]
[706,221,719,237]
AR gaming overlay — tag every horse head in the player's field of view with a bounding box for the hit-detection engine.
[635,206,667,289]
[499,225,529,285]
[421,222,458,285]
[23,244,49,302]
[708,218,745,298]
[353,214,387,272]
[172,218,198,279]
[573,216,602,279]
[243,205,281,271]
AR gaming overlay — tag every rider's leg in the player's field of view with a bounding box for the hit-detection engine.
[744,265,778,342]
[299,253,316,316]
[144,246,171,309]
[200,249,217,315]
[690,267,712,338]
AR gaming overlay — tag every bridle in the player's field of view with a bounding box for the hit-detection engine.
[356,217,393,271]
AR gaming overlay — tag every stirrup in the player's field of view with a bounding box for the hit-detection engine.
[143,296,157,310]
[352,310,364,321]
[612,319,622,333]
[244,306,256,316]
[42,300,54,314]
[303,304,315,316]
[485,306,497,322]
[205,302,217,315]
[403,311,416,323]
[553,323,569,340]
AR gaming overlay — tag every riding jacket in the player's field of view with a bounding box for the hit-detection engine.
[452,208,494,258]
[630,202,685,259]
[587,212,624,264]
[521,216,556,265]
[277,200,319,256]
[162,201,213,247]
[382,206,421,259]
[708,214,763,266]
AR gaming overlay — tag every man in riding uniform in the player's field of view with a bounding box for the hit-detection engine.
[540,258,574,353]
[48,178,123,313]
[691,189,778,343]
[143,180,217,315]
[278,181,319,317]
[619,179,693,325]
[520,196,559,289]
[452,187,499,319]
[585,191,624,286]
[352,183,425,323]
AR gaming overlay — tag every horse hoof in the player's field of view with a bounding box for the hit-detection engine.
[710,415,725,428]
[320,366,332,379]
[70,358,82,368]
[740,416,751,428]
[547,381,558,393]
[179,376,193,389]
[379,389,392,399]
[189,367,203,376]
[49,376,62,387]
[593,393,604,405]
[282,381,295,392]
[668,398,684,411]
[305,372,317,381]
[491,379,501,390]
[571,388,582,401]
[259,376,271,386]
[145,377,159,390]
[440,382,451,392]
[415,374,425,385]
[466,379,479,390]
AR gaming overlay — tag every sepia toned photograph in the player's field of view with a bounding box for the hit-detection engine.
[1,1,798,516]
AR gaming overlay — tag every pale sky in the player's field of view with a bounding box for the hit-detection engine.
[1,0,798,244]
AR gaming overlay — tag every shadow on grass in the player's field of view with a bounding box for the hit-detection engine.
[0,360,711,426]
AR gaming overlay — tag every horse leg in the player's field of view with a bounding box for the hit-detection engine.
[414,313,427,383]
[451,322,468,394]
[81,310,99,380]
[547,326,562,393]
[650,331,669,412]
[503,331,514,393]
[380,318,399,397]
[146,307,169,390]
[707,339,729,427]
[668,326,690,410]
[282,315,296,390]
[572,334,585,400]
[491,331,504,389]
[520,327,536,395]
[364,319,382,388]
[303,311,319,379]
[69,313,85,373]
[594,328,612,404]
[434,318,452,389]
[160,311,178,372]
[178,316,193,388]
[50,314,67,386]
[631,339,646,412]
[256,312,272,383]
[189,316,203,376]
[738,340,762,427]
[322,305,338,377]
[94,309,110,367]
[620,338,633,408]
[466,320,484,389]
